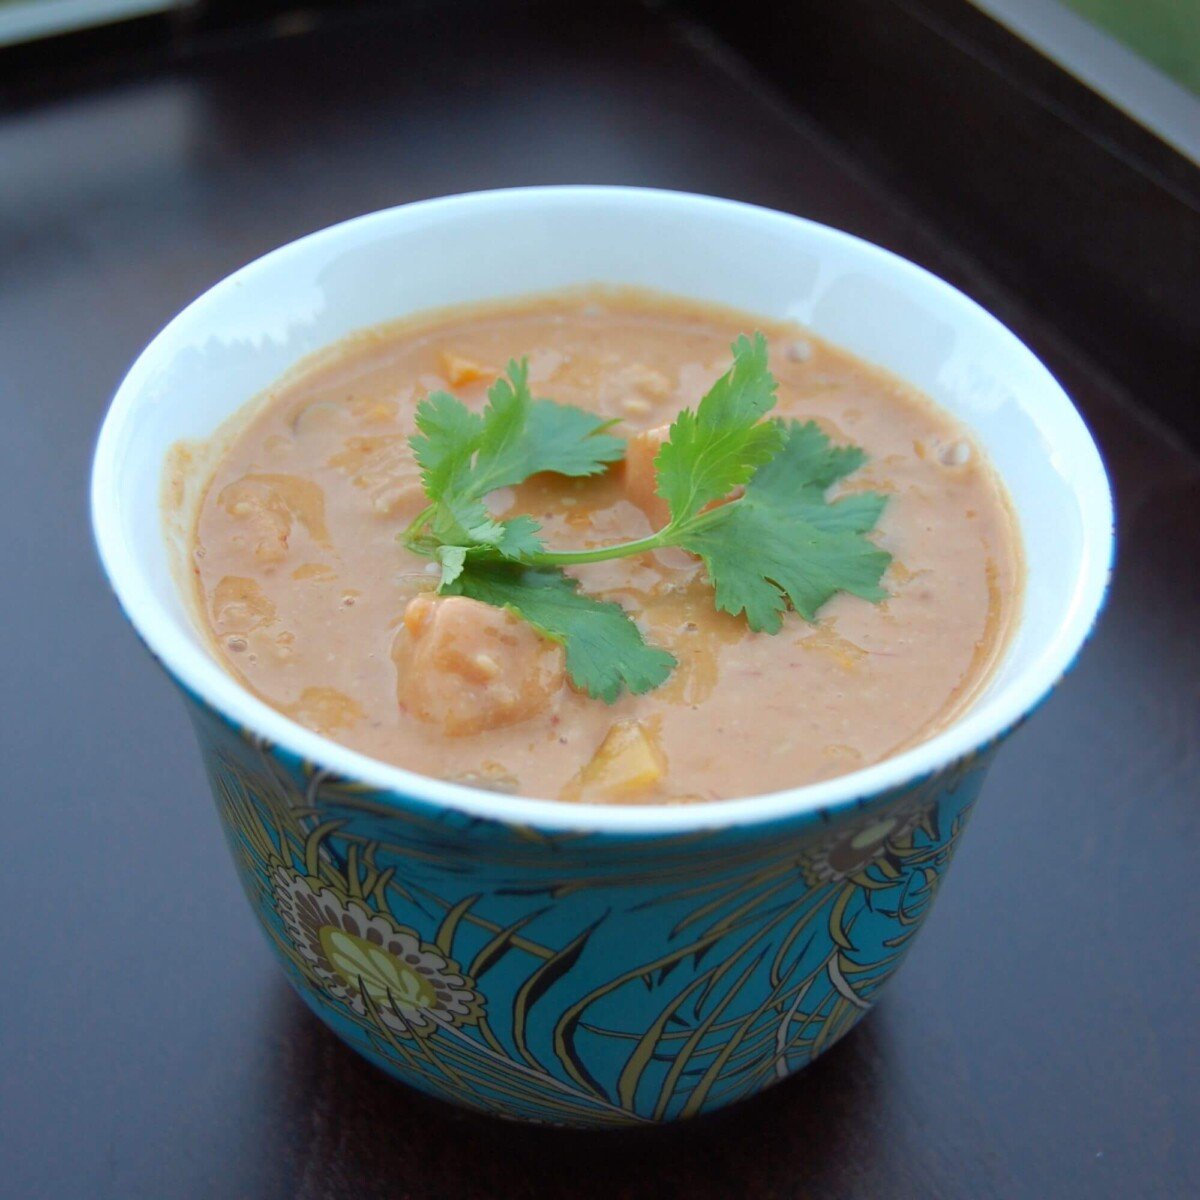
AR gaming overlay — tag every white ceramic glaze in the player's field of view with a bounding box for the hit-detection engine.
[90,186,1114,833]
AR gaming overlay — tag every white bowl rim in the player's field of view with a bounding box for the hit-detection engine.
[91,185,1114,835]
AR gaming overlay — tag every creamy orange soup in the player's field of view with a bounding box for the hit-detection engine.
[190,290,1021,803]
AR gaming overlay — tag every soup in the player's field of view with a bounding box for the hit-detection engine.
[188,290,1021,803]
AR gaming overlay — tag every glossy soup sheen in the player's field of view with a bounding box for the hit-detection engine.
[190,290,1021,803]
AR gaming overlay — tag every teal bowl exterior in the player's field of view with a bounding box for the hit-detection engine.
[187,690,999,1127]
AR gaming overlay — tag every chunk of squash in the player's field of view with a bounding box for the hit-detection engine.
[624,424,740,533]
[211,575,276,633]
[217,473,330,562]
[622,425,672,530]
[563,720,667,802]
[393,595,564,736]
[438,351,494,388]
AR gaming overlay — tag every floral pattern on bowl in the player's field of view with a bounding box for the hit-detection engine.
[194,695,995,1127]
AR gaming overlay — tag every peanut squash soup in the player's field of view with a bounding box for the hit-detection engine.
[191,291,1021,803]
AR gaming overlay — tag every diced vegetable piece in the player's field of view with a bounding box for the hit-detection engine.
[625,363,671,400]
[799,622,866,670]
[218,481,290,562]
[623,425,672,530]
[445,762,520,793]
[218,473,330,562]
[292,399,353,436]
[291,562,337,582]
[563,719,667,801]
[438,351,494,388]
[351,398,399,424]
[393,595,564,735]
[623,424,742,533]
[284,686,364,733]
[604,362,672,414]
[328,436,424,516]
[211,575,276,633]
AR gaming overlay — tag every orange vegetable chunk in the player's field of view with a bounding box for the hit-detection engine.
[393,595,564,736]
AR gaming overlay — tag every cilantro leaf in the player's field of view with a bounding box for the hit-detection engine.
[443,560,677,702]
[796,490,888,534]
[429,493,503,549]
[746,420,886,533]
[681,420,891,631]
[490,514,545,561]
[471,359,625,493]
[434,514,545,593]
[424,508,546,576]
[436,544,468,589]
[410,390,482,500]
[408,360,622,565]
[412,359,624,507]
[653,333,783,524]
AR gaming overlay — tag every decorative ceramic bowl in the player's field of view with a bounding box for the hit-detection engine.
[91,187,1113,1127]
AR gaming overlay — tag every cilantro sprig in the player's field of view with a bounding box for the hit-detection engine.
[440,561,677,704]
[404,358,624,573]
[399,335,892,701]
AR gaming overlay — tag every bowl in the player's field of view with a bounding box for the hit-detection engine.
[91,186,1113,1126]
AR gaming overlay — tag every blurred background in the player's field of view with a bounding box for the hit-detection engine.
[1,2,1197,1198]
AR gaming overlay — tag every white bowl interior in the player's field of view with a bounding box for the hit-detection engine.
[91,187,1113,832]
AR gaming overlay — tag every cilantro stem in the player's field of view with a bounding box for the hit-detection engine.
[400,504,435,545]
[525,502,737,567]
[525,533,666,567]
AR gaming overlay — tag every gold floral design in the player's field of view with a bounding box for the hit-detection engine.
[271,866,483,1038]
[798,805,926,885]
[193,703,995,1124]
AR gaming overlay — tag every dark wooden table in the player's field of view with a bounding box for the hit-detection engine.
[2,3,1197,1197]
